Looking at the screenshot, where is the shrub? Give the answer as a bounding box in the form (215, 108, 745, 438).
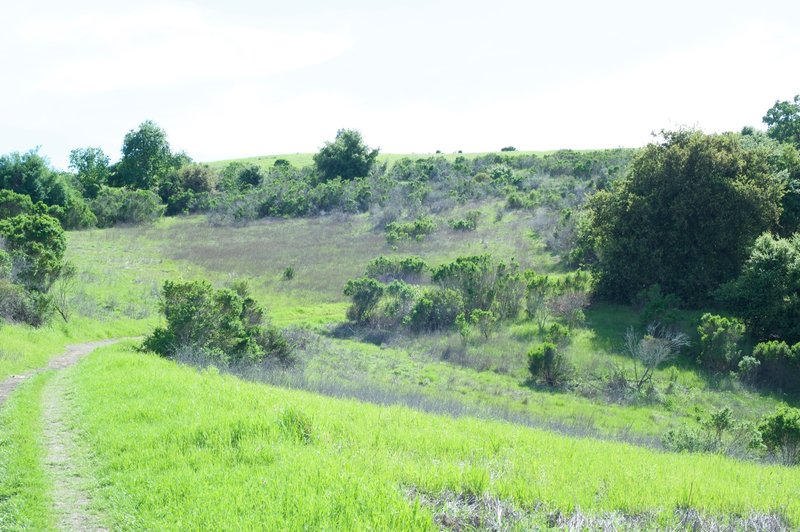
(469, 309, 497, 339)
(624, 324, 689, 392)
(282, 266, 295, 281)
(142, 279, 290, 364)
(697, 314, 745, 372)
(408, 288, 464, 332)
(546, 290, 589, 329)
(528, 342, 573, 387)
(91, 187, 165, 227)
(159, 164, 215, 215)
(0, 213, 66, 293)
(752, 340, 800, 392)
(0, 190, 34, 220)
(758, 407, 800, 465)
(365, 255, 428, 283)
(717, 233, 800, 343)
(343, 277, 385, 324)
(448, 210, 481, 231)
(431, 254, 523, 319)
(0, 279, 45, 325)
(524, 271, 551, 332)
(385, 215, 436, 243)
(737, 356, 761, 383)
(544, 323, 570, 347)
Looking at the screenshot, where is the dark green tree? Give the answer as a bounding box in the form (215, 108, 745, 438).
(717, 233, 800, 343)
(763, 95, 800, 148)
(580, 130, 784, 305)
(0, 213, 66, 292)
(112, 120, 185, 190)
(0, 150, 68, 206)
(313, 129, 379, 182)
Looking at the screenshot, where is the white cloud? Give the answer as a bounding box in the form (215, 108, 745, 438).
(15, 5, 352, 93)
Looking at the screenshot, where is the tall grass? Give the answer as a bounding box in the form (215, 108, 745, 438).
(0, 373, 54, 530)
(66, 345, 800, 529)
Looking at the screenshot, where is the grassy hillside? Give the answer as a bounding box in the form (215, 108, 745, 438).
(53, 212, 794, 445)
(206, 150, 564, 172)
(16, 343, 796, 529)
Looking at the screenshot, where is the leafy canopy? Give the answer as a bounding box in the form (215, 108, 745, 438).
(581, 130, 784, 305)
(313, 129, 379, 182)
(763, 94, 800, 149)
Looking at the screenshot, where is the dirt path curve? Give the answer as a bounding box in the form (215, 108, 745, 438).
(1, 337, 135, 531)
(0, 338, 123, 408)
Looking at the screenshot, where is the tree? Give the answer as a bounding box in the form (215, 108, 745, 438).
(0, 150, 68, 206)
(763, 95, 800, 148)
(69, 147, 110, 198)
(313, 129, 379, 182)
(112, 120, 185, 190)
(580, 130, 784, 305)
(0, 213, 66, 293)
(717, 233, 800, 343)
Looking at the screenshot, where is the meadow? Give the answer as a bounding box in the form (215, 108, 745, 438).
(2, 146, 799, 529)
(4, 343, 798, 530)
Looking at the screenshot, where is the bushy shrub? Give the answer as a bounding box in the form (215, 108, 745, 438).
(408, 288, 464, 332)
(717, 233, 800, 343)
(159, 164, 215, 215)
(91, 187, 165, 227)
(142, 279, 290, 364)
(0, 190, 34, 220)
(758, 407, 800, 465)
(0, 213, 66, 293)
(752, 340, 800, 392)
(343, 277, 385, 323)
(385, 215, 436, 243)
(364, 255, 427, 283)
(0, 279, 46, 325)
(697, 314, 745, 372)
(528, 342, 573, 387)
(524, 271, 551, 331)
(544, 323, 571, 347)
(448, 210, 481, 231)
(431, 254, 523, 319)
(469, 308, 497, 339)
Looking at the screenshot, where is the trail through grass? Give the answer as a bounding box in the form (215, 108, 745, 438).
(66, 345, 800, 529)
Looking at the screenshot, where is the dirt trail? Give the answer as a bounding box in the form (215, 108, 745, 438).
(0, 338, 122, 408)
(43, 371, 109, 531)
(1, 337, 134, 531)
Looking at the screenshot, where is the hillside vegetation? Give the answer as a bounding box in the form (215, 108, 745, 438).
(3, 96, 800, 528)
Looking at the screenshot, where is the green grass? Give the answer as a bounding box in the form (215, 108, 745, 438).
(66, 205, 557, 318)
(65, 345, 800, 529)
(0, 373, 54, 531)
(205, 150, 562, 172)
(60, 213, 793, 442)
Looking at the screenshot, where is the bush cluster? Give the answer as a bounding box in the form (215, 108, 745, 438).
(142, 280, 291, 365)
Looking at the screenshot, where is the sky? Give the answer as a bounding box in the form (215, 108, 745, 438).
(2, 0, 799, 169)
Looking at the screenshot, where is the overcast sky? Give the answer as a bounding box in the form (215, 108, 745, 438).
(2, 0, 799, 169)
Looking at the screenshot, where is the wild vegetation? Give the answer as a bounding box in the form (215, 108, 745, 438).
(3, 95, 800, 528)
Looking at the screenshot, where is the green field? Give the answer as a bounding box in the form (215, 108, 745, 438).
(2, 155, 798, 528)
(2, 343, 797, 530)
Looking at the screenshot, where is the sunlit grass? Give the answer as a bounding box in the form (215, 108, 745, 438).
(66, 345, 800, 529)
